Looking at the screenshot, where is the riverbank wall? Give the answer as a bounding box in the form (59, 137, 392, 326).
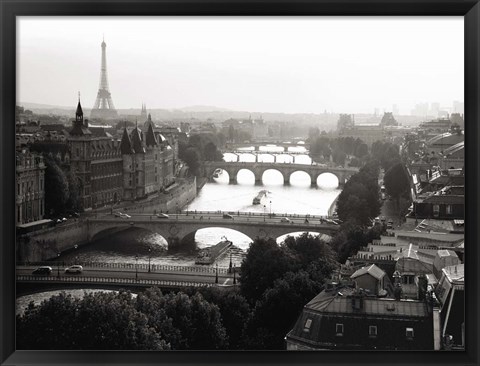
(328, 193, 340, 217)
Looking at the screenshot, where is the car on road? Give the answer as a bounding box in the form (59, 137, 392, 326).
(65, 265, 83, 274)
(32, 266, 52, 275)
(223, 213, 234, 219)
(280, 217, 291, 223)
(115, 212, 131, 219)
(156, 213, 169, 219)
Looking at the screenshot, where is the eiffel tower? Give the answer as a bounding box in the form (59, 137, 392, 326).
(90, 38, 118, 120)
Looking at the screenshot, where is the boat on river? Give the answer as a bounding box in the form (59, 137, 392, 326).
(213, 168, 223, 178)
(253, 190, 269, 205)
(195, 238, 233, 265)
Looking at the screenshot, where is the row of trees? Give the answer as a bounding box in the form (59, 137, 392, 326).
(308, 135, 369, 166)
(178, 133, 224, 176)
(335, 160, 382, 227)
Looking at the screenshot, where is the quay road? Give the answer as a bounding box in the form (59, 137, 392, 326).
(16, 263, 238, 289)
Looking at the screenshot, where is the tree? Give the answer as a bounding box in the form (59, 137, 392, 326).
(240, 238, 298, 304)
(65, 169, 82, 212)
(384, 162, 410, 206)
(204, 141, 223, 161)
(195, 287, 252, 349)
(16, 291, 168, 350)
(245, 270, 323, 349)
(43, 154, 69, 216)
(162, 292, 227, 349)
(182, 147, 201, 176)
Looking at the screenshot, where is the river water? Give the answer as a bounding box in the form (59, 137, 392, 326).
(18, 144, 341, 306)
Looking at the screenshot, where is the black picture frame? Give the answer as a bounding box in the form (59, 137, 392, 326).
(1, 1, 479, 365)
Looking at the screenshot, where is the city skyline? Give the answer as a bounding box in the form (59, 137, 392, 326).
(17, 16, 463, 115)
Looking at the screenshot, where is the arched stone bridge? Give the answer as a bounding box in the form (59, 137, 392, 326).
(225, 141, 310, 152)
(86, 214, 340, 249)
(204, 161, 359, 187)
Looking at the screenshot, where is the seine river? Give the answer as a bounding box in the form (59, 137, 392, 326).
(17, 144, 341, 309)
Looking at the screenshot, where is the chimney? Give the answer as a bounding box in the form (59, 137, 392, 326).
(417, 274, 428, 301)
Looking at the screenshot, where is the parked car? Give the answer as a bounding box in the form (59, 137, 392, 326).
(223, 213, 233, 219)
(156, 213, 169, 219)
(281, 217, 291, 223)
(32, 266, 52, 275)
(114, 212, 123, 217)
(121, 213, 131, 219)
(65, 265, 83, 274)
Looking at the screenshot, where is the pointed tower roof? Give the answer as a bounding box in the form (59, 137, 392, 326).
(76, 100, 83, 116)
(145, 122, 157, 147)
(70, 94, 91, 136)
(120, 127, 134, 154)
(131, 126, 145, 154)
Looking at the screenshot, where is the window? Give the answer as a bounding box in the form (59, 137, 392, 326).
(336, 323, 344, 336)
(369, 326, 377, 337)
(406, 327, 414, 339)
(433, 204, 440, 217)
(446, 204, 453, 215)
(303, 318, 312, 332)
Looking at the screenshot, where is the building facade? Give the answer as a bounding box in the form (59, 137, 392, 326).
(15, 149, 46, 224)
(120, 120, 175, 200)
(68, 99, 124, 209)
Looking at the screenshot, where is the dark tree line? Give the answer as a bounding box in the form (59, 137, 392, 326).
(178, 132, 224, 176)
(309, 135, 369, 166)
(335, 160, 382, 227)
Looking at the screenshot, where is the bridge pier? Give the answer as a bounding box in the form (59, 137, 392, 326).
(167, 236, 181, 250)
(229, 176, 237, 184)
(254, 146, 260, 152)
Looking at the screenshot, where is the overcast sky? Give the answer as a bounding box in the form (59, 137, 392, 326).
(17, 17, 463, 114)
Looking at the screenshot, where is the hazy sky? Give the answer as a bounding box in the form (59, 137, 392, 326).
(17, 17, 464, 114)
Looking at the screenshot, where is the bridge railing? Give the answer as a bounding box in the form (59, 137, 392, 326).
(17, 275, 215, 288)
(17, 262, 234, 275)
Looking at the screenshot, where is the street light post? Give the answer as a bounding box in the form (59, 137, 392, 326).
(233, 265, 236, 286)
(148, 248, 151, 273)
(229, 252, 232, 274)
(135, 255, 138, 281)
(263, 204, 266, 222)
(215, 263, 218, 284)
(269, 200, 272, 217)
(57, 252, 61, 278)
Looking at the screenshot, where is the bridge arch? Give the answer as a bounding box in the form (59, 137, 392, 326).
(287, 170, 314, 186)
(261, 169, 285, 185)
(316, 172, 341, 188)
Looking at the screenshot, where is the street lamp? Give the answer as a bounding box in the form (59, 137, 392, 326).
(269, 200, 272, 217)
(176, 202, 178, 220)
(263, 204, 266, 222)
(148, 247, 151, 273)
(215, 263, 218, 284)
(229, 252, 232, 274)
(57, 252, 61, 278)
(233, 264, 237, 285)
(135, 255, 138, 281)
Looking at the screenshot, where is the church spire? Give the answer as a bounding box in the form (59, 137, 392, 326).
(76, 92, 83, 124)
